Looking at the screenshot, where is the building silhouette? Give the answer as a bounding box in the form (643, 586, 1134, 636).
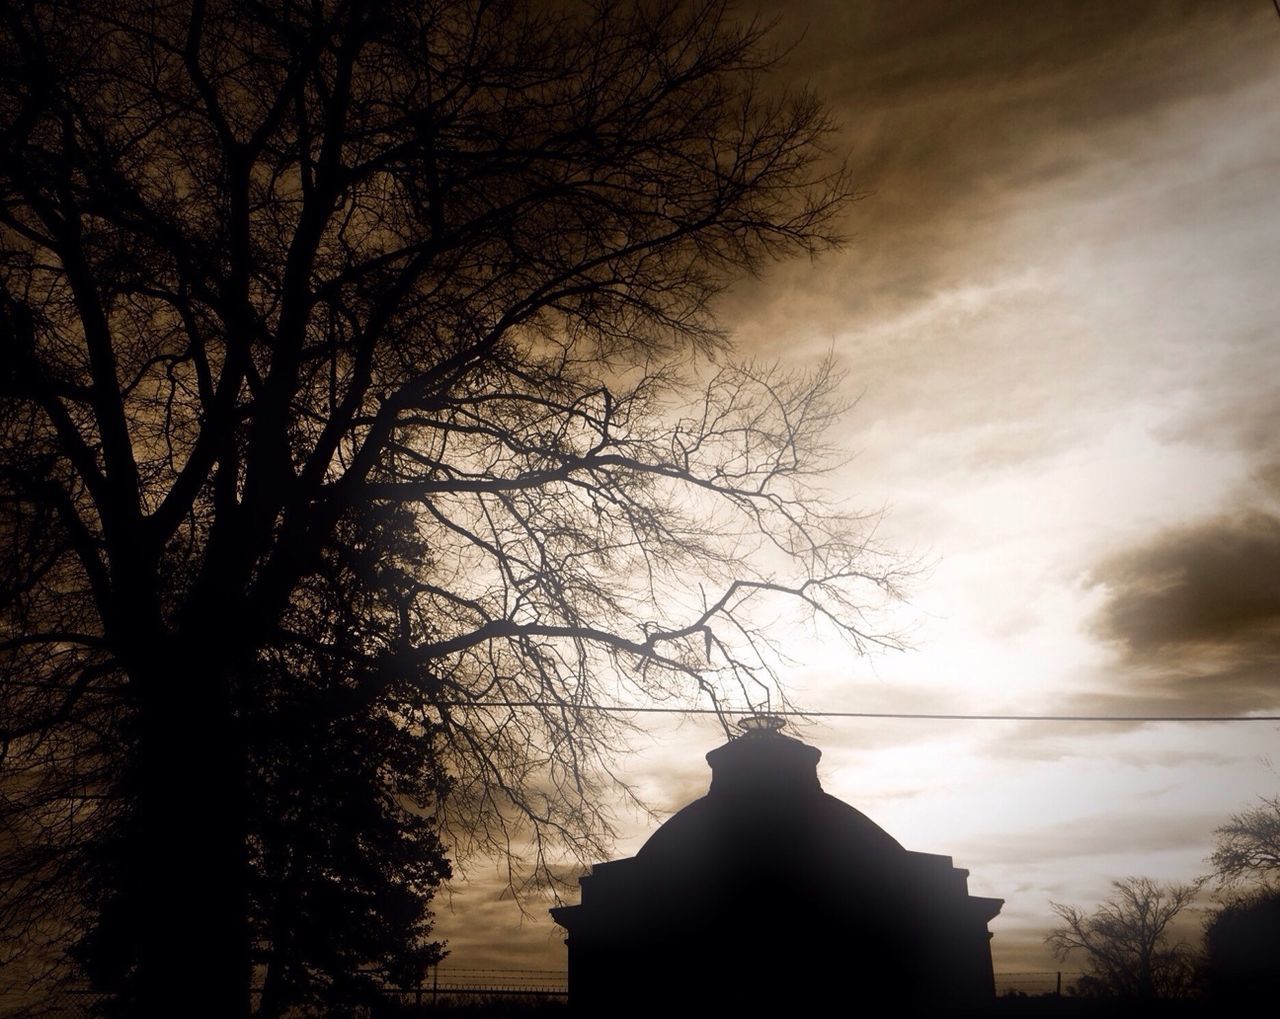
(551, 717, 1003, 1014)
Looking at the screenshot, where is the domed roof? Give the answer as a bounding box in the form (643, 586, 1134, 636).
(635, 724, 903, 872)
(551, 719, 1004, 1015)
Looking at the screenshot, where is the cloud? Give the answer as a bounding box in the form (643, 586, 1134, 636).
(723, 0, 1279, 343)
(952, 809, 1223, 870)
(711, 0, 1280, 510)
(1079, 512, 1280, 714)
(974, 728, 1228, 765)
(1096, 512, 1280, 654)
(431, 867, 565, 971)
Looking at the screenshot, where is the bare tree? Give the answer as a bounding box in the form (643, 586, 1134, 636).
(0, 0, 903, 1013)
(1209, 794, 1280, 889)
(1046, 877, 1206, 1000)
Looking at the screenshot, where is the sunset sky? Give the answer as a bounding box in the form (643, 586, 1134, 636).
(435, 0, 1280, 977)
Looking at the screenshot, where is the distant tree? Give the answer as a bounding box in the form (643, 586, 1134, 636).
(1202, 887, 1280, 1005)
(1046, 877, 1206, 1000)
(0, 1, 897, 1015)
(1209, 794, 1280, 889)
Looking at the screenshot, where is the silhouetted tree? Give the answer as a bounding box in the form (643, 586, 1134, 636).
(240, 641, 452, 1018)
(0, 0, 897, 1015)
(1202, 887, 1280, 1005)
(5, 485, 455, 1018)
(1209, 793, 1280, 889)
(1047, 877, 1206, 1000)
(1200, 794, 1280, 1006)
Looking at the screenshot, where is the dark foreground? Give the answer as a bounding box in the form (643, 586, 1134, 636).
(372, 993, 1256, 1018)
(5, 991, 1262, 1017)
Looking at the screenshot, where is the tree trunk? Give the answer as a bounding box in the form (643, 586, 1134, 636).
(256, 894, 297, 1019)
(1138, 955, 1155, 1000)
(131, 647, 251, 1016)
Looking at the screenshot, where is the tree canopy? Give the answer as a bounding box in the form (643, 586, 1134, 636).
(0, 0, 902, 1013)
(1202, 887, 1280, 1004)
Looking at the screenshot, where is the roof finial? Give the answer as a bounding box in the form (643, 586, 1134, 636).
(737, 712, 786, 735)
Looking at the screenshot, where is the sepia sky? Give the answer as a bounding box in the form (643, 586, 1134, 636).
(435, 1, 1280, 976)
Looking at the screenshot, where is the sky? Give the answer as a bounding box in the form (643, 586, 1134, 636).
(433, 0, 1280, 979)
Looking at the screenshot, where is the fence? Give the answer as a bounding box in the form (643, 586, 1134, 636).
(385, 968, 568, 1006)
(994, 972, 1085, 998)
(1, 970, 568, 1018)
(5, 969, 1085, 1015)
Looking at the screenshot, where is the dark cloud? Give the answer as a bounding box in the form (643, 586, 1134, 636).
(1097, 512, 1280, 654)
(1080, 512, 1280, 714)
(723, 0, 1277, 344)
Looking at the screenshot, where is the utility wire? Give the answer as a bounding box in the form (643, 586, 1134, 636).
(444, 702, 1280, 723)
(10, 681, 1273, 722)
(12, 684, 1272, 722)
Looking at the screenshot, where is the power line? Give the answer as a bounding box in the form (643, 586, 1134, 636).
(11, 685, 1271, 722)
(8, 684, 1272, 723)
(442, 701, 1280, 722)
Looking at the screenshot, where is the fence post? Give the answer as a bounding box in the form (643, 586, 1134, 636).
(1055, 971, 1062, 997)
